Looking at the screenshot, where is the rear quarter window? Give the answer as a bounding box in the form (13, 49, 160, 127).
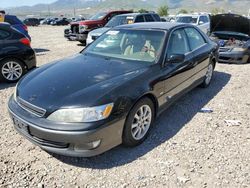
(5, 16, 23, 25)
(152, 14, 161, 21)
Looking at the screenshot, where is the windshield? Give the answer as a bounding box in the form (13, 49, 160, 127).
(105, 16, 130, 27)
(89, 12, 107, 20)
(84, 29, 166, 64)
(176, 16, 198, 24)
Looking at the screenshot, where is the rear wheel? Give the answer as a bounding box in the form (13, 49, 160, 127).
(0, 59, 25, 83)
(200, 63, 214, 88)
(122, 98, 155, 147)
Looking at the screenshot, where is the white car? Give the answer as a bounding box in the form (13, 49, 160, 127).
(175, 14, 210, 34)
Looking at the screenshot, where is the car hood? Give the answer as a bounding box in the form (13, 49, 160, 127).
(89, 27, 110, 36)
(79, 20, 103, 26)
(17, 53, 148, 111)
(211, 14, 250, 36)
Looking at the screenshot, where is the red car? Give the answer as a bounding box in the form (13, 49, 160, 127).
(65, 10, 132, 45)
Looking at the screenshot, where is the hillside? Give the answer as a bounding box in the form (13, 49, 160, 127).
(5, 0, 250, 16)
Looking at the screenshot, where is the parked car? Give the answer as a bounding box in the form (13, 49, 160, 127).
(65, 10, 133, 45)
(23, 18, 40, 26)
(87, 12, 161, 45)
(210, 13, 250, 64)
(0, 23, 36, 82)
(4, 15, 31, 40)
(8, 22, 218, 157)
(51, 18, 70, 26)
(48, 18, 59, 25)
(176, 13, 210, 34)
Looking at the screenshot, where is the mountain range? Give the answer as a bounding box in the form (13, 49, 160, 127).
(3, 0, 250, 16)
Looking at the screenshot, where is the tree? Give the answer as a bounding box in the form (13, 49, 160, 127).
(211, 8, 225, 15)
(157, 5, 169, 17)
(138, 8, 148, 13)
(178, 9, 188, 14)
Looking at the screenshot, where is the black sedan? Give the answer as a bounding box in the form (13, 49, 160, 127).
(51, 18, 70, 26)
(0, 23, 36, 82)
(8, 23, 218, 157)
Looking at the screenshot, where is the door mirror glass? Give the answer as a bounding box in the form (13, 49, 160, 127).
(198, 21, 204, 25)
(168, 54, 185, 64)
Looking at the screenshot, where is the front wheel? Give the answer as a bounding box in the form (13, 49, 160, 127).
(122, 98, 155, 147)
(200, 63, 214, 88)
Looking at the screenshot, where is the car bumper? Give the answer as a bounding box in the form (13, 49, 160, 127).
(218, 51, 249, 64)
(23, 48, 37, 70)
(8, 96, 125, 157)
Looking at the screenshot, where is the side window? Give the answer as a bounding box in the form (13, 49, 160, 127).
(144, 15, 154, 22)
(106, 13, 117, 21)
(0, 29, 10, 39)
(199, 16, 208, 24)
(152, 14, 161, 21)
(203, 16, 209, 23)
(134, 15, 144, 23)
(167, 29, 190, 58)
(184, 27, 206, 50)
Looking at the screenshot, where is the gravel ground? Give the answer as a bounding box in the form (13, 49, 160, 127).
(0, 26, 249, 188)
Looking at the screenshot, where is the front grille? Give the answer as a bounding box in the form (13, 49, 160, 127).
(17, 97, 46, 117)
(71, 25, 79, 34)
(32, 136, 69, 148)
(219, 47, 231, 52)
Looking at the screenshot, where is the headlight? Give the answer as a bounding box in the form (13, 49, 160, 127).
(79, 25, 88, 32)
(232, 47, 245, 52)
(47, 103, 114, 123)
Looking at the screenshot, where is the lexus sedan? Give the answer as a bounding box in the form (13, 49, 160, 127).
(0, 23, 36, 82)
(8, 23, 218, 157)
(210, 13, 250, 64)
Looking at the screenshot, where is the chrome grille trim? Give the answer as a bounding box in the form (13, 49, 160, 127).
(17, 97, 46, 117)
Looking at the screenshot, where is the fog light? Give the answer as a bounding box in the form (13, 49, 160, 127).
(74, 140, 101, 151)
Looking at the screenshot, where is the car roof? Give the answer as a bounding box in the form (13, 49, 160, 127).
(0, 22, 11, 28)
(107, 10, 132, 14)
(115, 22, 189, 31)
(115, 12, 158, 18)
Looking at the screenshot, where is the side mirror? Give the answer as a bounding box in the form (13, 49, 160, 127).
(199, 21, 204, 25)
(167, 54, 185, 64)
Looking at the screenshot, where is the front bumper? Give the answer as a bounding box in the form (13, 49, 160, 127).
(218, 51, 249, 64)
(8, 96, 125, 157)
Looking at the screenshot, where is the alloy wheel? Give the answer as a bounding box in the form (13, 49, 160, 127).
(131, 105, 152, 140)
(1, 61, 23, 81)
(205, 64, 213, 85)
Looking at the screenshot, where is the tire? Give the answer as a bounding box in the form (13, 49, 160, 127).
(122, 97, 155, 147)
(0, 58, 25, 83)
(80, 40, 86, 46)
(200, 63, 214, 88)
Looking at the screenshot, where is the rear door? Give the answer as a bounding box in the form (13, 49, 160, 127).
(184, 27, 210, 82)
(0, 28, 12, 59)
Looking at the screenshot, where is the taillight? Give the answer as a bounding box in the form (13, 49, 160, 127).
(23, 25, 28, 31)
(20, 38, 31, 46)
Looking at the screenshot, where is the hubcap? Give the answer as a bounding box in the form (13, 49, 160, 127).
(205, 64, 213, 85)
(131, 105, 152, 140)
(1, 61, 22, 81)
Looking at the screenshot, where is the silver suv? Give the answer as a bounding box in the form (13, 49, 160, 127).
(176, 13, 210, 34)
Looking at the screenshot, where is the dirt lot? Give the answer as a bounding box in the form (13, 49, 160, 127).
(0, 26, 249, 188)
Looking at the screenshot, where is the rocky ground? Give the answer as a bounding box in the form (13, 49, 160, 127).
(0, 26, 249, 188)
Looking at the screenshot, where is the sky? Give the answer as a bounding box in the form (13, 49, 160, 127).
(1, 0, 57, 8)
